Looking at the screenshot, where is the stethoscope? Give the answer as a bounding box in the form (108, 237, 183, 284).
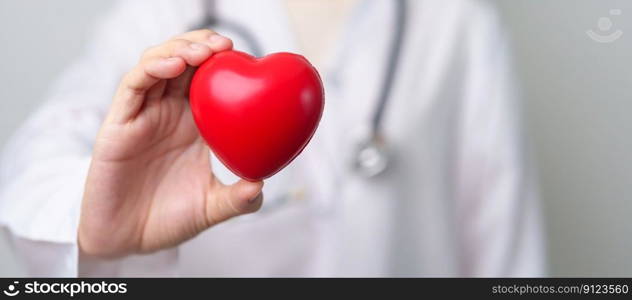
(192, 0, 407, 178)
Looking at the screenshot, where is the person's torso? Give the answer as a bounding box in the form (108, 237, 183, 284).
(171, 0, 478, 276)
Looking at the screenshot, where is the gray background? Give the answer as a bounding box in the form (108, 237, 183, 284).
(1, 0, 631, 276)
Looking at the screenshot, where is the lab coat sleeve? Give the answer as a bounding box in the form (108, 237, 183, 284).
(0, 0, 204, 276)
(453, 3, 546, 277)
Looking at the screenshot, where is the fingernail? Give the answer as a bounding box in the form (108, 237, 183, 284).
(164, 57, 180, 63)
(248, 192, 262, 204)
(189, 42, 205, 50)
(209, 34, 225, 44)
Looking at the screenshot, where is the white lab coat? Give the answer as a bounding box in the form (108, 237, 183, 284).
(0, 0, 545, 277)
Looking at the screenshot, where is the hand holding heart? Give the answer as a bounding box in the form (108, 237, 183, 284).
(79, 30, 265, 257)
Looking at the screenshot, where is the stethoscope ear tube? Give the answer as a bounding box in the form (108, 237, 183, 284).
(370, 0, 407, 135)
(192, 0, 265, 57)
(353, 0, 407, 178)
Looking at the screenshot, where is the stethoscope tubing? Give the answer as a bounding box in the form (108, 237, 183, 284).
(194, 0, 264, 57)
(371, 0, 407, 136)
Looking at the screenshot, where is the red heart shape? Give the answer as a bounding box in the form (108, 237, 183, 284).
(189, 50, 325, 181)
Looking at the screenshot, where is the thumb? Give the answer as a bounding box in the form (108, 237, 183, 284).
(206, 179, 264, 226)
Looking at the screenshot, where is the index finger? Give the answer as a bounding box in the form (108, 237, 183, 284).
(171, 29, 233, 53)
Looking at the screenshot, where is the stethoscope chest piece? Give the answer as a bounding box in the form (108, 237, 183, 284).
(352, 133, 389, 178)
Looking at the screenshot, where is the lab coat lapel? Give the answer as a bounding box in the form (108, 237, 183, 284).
(300, 0, 401, 275)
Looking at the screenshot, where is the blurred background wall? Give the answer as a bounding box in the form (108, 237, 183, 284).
(495, 0, 632, 276)
(1, 0, 631, 276)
